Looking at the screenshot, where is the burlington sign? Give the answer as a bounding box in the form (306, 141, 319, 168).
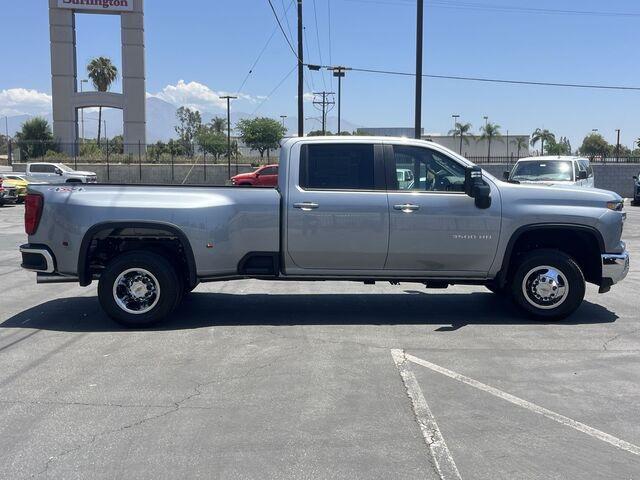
(57, 0, 133, 12)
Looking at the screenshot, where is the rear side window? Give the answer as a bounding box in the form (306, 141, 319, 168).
(300, 143, 375, 190)
(30, 164, 55, 173)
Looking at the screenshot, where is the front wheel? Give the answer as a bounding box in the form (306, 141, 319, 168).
(511, 249, 585, 321)
(98, 251, 180, 328)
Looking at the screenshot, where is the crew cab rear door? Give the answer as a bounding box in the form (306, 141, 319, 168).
(384, 143, 501, 275)
(284, 141, 389, 272)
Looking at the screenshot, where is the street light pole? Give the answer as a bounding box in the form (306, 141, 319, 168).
(615, 128, 621, 162)
(483, 116, 488, 127)
(221, 95, 237, 179)
(414, 0, 424, 140)
(80, 79, 88, 143)
(328, 67, 349, 134)
(451, 114, 459, 131)
(280, 115, 287, 129)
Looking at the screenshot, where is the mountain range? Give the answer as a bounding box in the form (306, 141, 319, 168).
(3, 97, 362, 142)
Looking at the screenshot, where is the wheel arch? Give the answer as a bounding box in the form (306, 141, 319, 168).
(497, 223, 605, 288)
(78, 221, 197, 288)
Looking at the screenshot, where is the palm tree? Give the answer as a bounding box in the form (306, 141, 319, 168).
(636, 137, 640, 150)
(448, 122, 473, 154)
(210, 116, 227, 134)
(530, 128, 555, 156)
(87, 57, 118, 145)
(515, 137, 528, 159)
(479, 122, 502, 160)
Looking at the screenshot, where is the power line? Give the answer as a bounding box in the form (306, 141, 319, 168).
(344, 0, 640, 18)
(279, 0, 295, 44)
(311, 0, 327, 90)
(238, 0, 295, 94)
(266, 0, 298, 58)
(327, 0, 334, 90)
(252, 64, 298, 115)
(306, 64, 640, 91)
(303, 26, 317, 92)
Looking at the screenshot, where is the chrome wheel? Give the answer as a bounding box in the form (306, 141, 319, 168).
(521, 265, 569, 310)
(112, 268, 161, 315)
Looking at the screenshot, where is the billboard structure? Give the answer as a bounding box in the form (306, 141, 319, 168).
(49, 0, 145, 153)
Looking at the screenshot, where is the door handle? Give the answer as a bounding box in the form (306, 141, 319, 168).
(293, 202, 319, 211)
(393, 203, 420, 212)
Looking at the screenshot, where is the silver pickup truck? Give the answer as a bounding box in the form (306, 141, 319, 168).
(20, 137, 629, 327)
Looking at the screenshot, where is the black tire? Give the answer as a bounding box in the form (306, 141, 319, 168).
(511, 249, 585, 321)
(98, 251, 180, 328)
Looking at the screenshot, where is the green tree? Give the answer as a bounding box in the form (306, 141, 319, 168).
(15, 117, 57, 159)
(87, 56, 118, 146)
(636, 137, 640, 150)
(578, 133, 610, 157)
(530, 128, 555, 156)
(175, 106, 202, 157)
(545, 136, 572, 155)
(236, 117, 286, 159)
(308, 130, 332, 136)
(448, 122, 473, 154)
(210, 116, 227, 134)
(196, 126, 227, 160)
(515, 137, 528, 159)
(479, 122, 502, 160)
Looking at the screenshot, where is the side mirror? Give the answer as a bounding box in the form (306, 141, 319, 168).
(54, 168, 62, 175)
(465, 165, 491, 209)
(633, 176, 638, 181)
(503, 171, 510, 180)
(577, 170, 588, 180)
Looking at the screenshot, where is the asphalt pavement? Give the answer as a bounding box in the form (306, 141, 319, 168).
(0, 201, 638, 479)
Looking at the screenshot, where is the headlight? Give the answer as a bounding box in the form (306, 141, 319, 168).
(606, 200, 624, 211)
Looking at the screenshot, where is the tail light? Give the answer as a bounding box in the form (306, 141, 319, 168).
(25, 194, 44, 235)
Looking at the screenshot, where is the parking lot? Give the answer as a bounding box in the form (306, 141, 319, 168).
(0, 202, 638, 479)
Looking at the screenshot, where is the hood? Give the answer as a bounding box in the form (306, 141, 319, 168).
(516, 180, 576, 187)
(232, 172, 256, 180)
(71, 171, 97, 176)
(500, 180, 622, 206)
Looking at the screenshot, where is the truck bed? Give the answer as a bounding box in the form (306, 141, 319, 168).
(28, 184, 281, 278)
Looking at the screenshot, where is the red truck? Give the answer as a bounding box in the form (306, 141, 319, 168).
(231, 164, 279, 187)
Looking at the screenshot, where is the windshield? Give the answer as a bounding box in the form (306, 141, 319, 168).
(511, 161, 574, 182)
(57, 164, 73, 172)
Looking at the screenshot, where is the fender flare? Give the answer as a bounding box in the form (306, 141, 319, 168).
(78, 221, 197, 287)
(496, 223, 605, 287)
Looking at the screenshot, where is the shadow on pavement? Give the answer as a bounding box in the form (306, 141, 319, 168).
(0, 290, 618, 332)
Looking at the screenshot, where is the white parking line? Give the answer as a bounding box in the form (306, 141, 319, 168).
(403, 351, 640, 457)
(391, 349, 462, 480)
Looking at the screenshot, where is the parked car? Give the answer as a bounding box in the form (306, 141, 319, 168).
(20, 137, 629, 327)
(0, 174, 46, 203)
(231, 164, 278, 187)
(0, 179, 18, 206)
(24, 162, 97, 183)
(633, 172, 640, 206)
(505, 156, 595, 187)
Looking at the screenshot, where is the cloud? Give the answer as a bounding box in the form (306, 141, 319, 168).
(147, 80, 255, 113)
(0, 88, 52, 116)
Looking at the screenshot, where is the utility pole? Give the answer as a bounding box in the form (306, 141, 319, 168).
(313, 91, 335, 135)
(328, 67, 349, 134)
(221, 95, 237, 179)
(297, 0, 304, 137)
(280, 115, 287, 129)
(615, 128, 621, 162)
(415, 0, 424, 139)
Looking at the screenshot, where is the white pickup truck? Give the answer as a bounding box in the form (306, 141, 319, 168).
(20, 137, 629, 327)
(24, 162, 97, 183)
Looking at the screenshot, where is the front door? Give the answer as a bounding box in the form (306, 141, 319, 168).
(286, 142, 389, 272)
(257, 166, 279, 187)
(385, 144, 501, 275)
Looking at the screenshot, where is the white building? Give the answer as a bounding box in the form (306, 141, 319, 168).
(357, 127, 531, 159)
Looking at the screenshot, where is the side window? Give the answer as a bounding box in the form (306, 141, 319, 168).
(300, 143, 375, 190)
(261, 166, 277, 175)
(391, 145, 466, 192)
(31, 164, 55, 173)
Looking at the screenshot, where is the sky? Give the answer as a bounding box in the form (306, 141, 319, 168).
(1, 0, 639, 148)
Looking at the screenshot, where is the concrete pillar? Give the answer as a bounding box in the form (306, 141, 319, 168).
(48, 0, 146, 155)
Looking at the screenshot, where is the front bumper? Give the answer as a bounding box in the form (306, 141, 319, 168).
(600, 248, 630, 292)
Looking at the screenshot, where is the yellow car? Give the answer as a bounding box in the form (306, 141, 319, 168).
(0, 174, 41, 203)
